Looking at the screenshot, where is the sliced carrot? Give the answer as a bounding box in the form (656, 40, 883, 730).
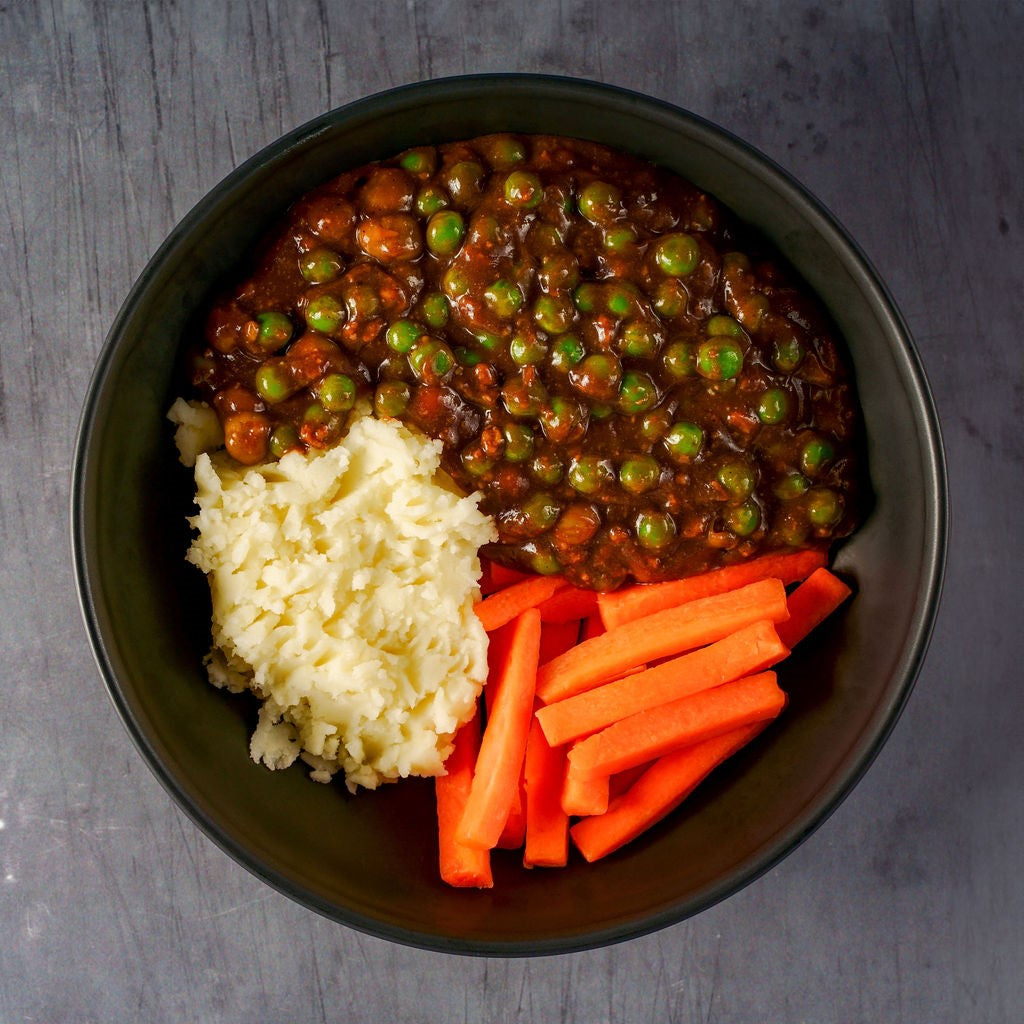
(570, 722, 766, 862)
(567, 671, 786, 780)
(436, 715, 493, 887)
(536, 577, 789, 704)
(581, 614, 606, 641)
(561, 761, 610, 817)
(536, 619, 788, 748)
(457, 609, 541, 849)
(523, 717, 570, 867)
(474, 575, 567, 633)
(597, 548, 827, 630)
(775, 567, 852, 648)
(537, 585, 600, 624)
(483, 620, 526, 848)
(539, 618, 581, 665)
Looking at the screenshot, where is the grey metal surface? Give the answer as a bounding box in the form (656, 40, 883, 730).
(1, 1, 1019, 1021)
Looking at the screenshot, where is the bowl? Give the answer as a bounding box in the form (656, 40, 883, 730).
(72, 74, 946, 955)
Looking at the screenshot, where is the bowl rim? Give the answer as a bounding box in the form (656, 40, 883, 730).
(71, 72, 948, 955)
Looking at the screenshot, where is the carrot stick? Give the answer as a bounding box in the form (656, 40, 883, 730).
(581, 614, 606, 641)
(537, 585, 600, 624)
(483, 621, 527, 848)
(523, 716, 570, 867)
(570, 722, 766, 862)
(474, 576, 567, 633)
(457, 609, 541, 849)
(567, 671, 786, 780)
(597, 548, 827, 630)
(561, 761, 610, 817)
(539, 618, 581, 665)
(536, 578, 790, 704)
(536, 619, 789, 747)
(775, 567, 852, 648)
(436, 715, 493, 887)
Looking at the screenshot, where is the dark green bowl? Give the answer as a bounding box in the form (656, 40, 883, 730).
(72, 74, 946, 955)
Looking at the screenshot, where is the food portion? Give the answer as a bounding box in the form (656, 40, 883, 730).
(437, 557, 852, 885)
(178, 410, 495, 791)
(189, 134, 862, 590)
(175, 133, 865, 882)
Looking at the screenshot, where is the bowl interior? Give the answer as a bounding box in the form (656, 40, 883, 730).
(73, 75, 945, 954)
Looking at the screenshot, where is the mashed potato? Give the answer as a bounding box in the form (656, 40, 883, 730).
(181, 412, 496, 791)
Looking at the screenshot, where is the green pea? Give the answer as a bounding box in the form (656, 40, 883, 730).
(774, 473, 810, 500)
(520, 492, 561, 534)
(664, 421, 704, 460)
(653, 233, 700, 276)
(254, 363, 294, 404)
(568, 455, 614, 495)
(572, 353, 622, 398)
(539, 396, 585, 443)
(502, 375, 544, 418)
(573, 282, 602, 313)
(254, 311, 293, 351)
(635, 510, 677, 551)
(486, 135, 527, 167)
(420, 292, 449, 329)
(530, 452, 564, 486)
(552, 331, 585, 372)
(374, 380, 411, 418)
(269, 423, 300, 459)
(415, 184, 449, 217)
(706, 314, 744, 338)
(317, 373, 356, 413)
(590, 402, 614, 420)
(606, 283, 637, 317)
(408, 339, 455, 382)
(801, 437, 835, 476)
(717, 461, 756, 502)
(446, 160, 486, 204)
(604, 225, 638, 251)
(460, 444, 495, 478)
(697, 337, 745, 380)
(442, 264, 470, 298)
(385, 319, 423, 354)
(773, 335, 805, 372)
(454, 346, 481, 366)
(757, 387, 791, 424)
(653, 278, 688, 318)
(467, 213, 503, 247)
(577, 180, 621, 224)
(472, 329, 503, 352)
(426, 210, 466, 256)
(619, 455, 661, 495)
(779, 515, 810, 547)
(503, 422, 535, 462)
(399, 147, 436, 176)
(538, 252, 580, 292)
(527, 547, 562, 576)
(663, 339, 698, 379)
(726, 500, 761, 536)
(618, 320, 661, 359)
(510, 332, 548, 366)
(640, 407, 673, 441)
(306, 295, 345, 334)
(299, 247, 343, 284)
(504, 170, 544, 208)
(533, 294, 574, 334)
(483, 278, 523, 318)
(618, 371, 659, 415)
(807, 487, 842, 526)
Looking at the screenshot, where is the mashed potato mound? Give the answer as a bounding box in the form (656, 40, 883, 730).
(184, 414, 496, 791)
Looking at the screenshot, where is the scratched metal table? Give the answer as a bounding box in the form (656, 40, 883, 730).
(2, 2, 1020, 1021)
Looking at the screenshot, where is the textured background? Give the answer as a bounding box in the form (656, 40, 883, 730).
(2, 1, 1021, 1021)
